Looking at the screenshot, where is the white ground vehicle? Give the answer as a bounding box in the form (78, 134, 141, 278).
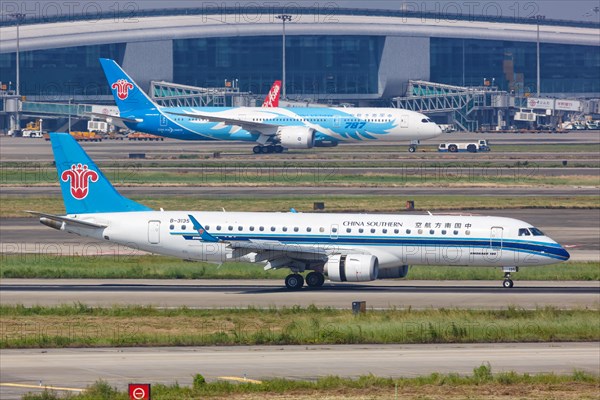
(438, 139, 490, 153)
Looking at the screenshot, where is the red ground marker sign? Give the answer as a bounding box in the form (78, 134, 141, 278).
(128, 383, 151, 400)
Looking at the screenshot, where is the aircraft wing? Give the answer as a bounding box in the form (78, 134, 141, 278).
(187, 214, 371, 266)
(167, 111, 280, 136)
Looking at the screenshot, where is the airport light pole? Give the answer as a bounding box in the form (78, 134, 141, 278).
(8, 12, 25, 130)
(532, 14, 545, 97)
(276, 14, 292, 99)
(68, 98, 73, 133)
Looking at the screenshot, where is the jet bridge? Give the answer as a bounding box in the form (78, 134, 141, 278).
(393, 80, 510, 131)
(150, 81, 256, 108)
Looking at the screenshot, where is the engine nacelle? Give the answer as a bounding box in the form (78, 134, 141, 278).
(377, 265, 409, 279)
(277, 126, 315, 149)
(325, 254, 379, 282)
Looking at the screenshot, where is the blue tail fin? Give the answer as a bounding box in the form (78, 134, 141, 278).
(99, 58, 157, 115)
(51, 132, 151, 214)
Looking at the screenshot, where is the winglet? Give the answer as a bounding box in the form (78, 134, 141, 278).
(188, 214, 220, 243)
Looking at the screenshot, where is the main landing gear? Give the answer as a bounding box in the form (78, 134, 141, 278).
(253, 145, 284, 154)
(502, 266, 519, 288)
(284, 271, 325, 290)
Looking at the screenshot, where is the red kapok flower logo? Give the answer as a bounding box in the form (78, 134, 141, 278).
(61, 164, 99, 200)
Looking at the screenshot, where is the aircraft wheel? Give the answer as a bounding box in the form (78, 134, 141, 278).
(285, 273, 304, 290)
(274, 145, 284, 153)
(306, 271, 325, 288)
(253, 146, 262, 154)
(408, 145, 417, 153)
(261, 146, 272, 154)
(502, 279, 514, 288)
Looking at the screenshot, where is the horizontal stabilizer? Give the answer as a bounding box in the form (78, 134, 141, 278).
(25, 211, 107, 229)
(86, 112, 139, 124)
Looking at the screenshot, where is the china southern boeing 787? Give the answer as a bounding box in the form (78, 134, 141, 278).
(99, 59, 442, 153)
(31, 133, 569, 289)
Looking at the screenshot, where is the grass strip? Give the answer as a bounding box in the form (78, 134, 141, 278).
(0, 255, 597, 281)
(1, 195, 598, 218)
(1, 305, 598, 348)
(20, 367, 600, 400)
(2, 166, 599, 186)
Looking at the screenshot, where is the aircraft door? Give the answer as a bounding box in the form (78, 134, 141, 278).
(333, 116, 341, 128)
(160, 115, 168, 127)
(490, 227, 503, 250)
(148, 220, 161, 244)
(330, 224, 339, 240)
(400, 115, 409, 128)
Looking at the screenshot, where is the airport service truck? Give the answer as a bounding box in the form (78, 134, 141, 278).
(438, 139, 490, 153)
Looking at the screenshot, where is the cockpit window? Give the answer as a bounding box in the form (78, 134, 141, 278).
(518, 228, 531, 236)
(529, 227, 545, 236)
(421, 118, 433, 123)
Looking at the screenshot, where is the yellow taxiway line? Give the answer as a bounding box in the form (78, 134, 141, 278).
(0, 383, 84, 392)
(218, 376, 263, 384)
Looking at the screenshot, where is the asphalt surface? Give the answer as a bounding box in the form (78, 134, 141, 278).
(1, 279, 598, 309)
(1, 343, 598, 399)
(1, 132, 599, 161)
(3, 186, 600, 197)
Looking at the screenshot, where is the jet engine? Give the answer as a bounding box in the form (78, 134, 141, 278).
(325, 254, 379, 282)
(377, 265, 409, 279)
(277, 126, 315, 149)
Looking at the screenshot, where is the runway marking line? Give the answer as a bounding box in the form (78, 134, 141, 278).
(218, 376, 263, 384)
(0, 383, 84, 392)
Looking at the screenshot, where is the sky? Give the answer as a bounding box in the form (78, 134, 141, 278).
(2, 0, 600, 22)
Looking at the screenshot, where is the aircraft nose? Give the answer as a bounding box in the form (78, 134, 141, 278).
(557, 245, 570, 261)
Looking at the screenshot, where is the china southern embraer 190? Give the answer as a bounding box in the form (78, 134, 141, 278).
(99, 59, 442, 153)
(31, 133, 569, 289)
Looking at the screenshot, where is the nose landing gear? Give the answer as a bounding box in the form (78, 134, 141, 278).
(502, 266, 519, 288)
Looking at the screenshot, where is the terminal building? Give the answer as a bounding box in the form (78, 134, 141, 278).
(1, 6, 599, 131)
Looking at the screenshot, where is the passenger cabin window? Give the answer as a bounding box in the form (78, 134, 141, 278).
(216, 225, 222, 231)
(238, 226, 243, 231)
(169, 225, 174, 230)
(271, 227, 276, 232)
(259, 226, 264, 231)
(181, 225, 186, 230)
(406, 229, 411, 234)
(371, 228, 376, 233)
(294, 227, 299, 232)
(519, 228, 531, 236)
(205, 225, 210, 230)
(359, 228, 364, 233)
(250, 226, 255, 231)
(306, 227, 312, 232)
(282, 227, 288, 232)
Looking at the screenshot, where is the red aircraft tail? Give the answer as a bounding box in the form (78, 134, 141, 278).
(262, 80, 282, 107)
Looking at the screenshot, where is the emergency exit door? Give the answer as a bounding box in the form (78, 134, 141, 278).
(148, 221, 161, 244)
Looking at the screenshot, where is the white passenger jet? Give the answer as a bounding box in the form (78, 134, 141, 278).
(31, 133, 569, 289)
(100, 59, 442, 153)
